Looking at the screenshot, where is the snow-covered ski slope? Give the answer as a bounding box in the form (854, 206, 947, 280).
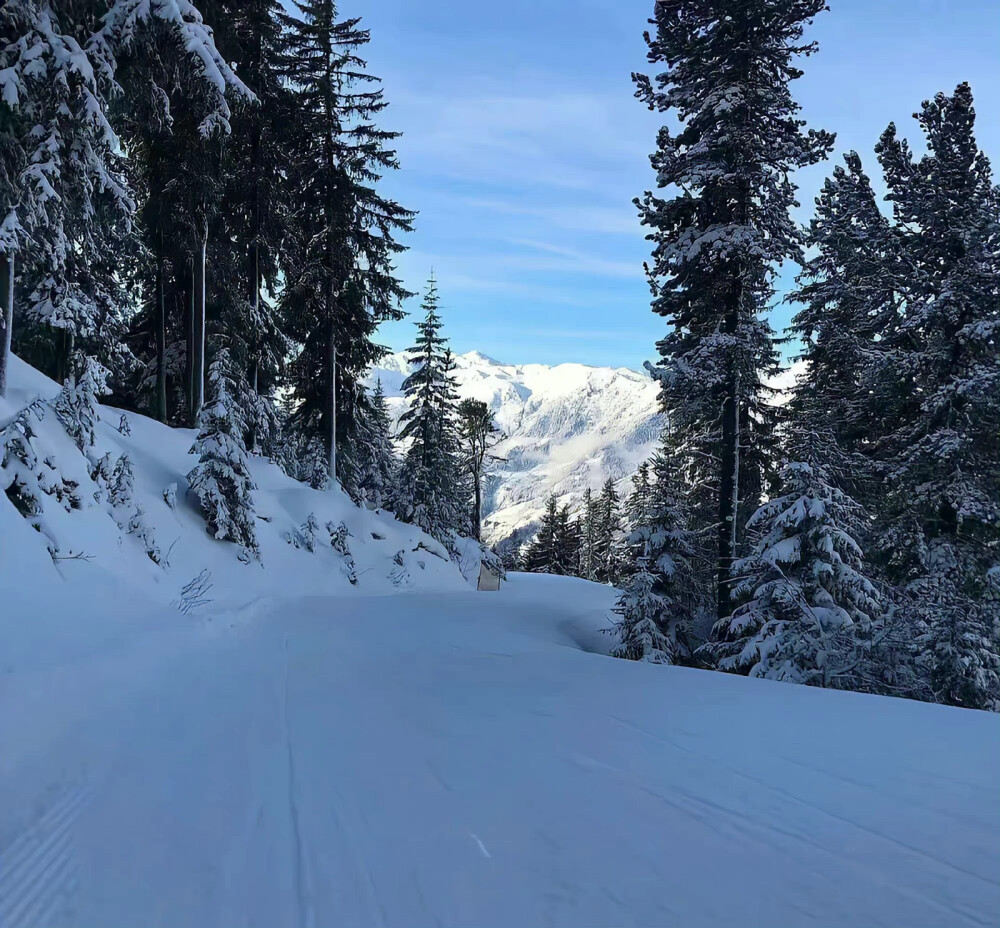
(2, 354, 999, 927)
(2, 570, 999, 927)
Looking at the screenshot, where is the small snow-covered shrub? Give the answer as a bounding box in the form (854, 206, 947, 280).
(52, 353, 109, 451)
(187, 353, 259, 559)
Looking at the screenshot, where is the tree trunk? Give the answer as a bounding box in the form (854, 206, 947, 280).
(717, 346, 741, 623)
(328, 324, 337, 485)
(249, 241, 260, 452)
(155, 241, 167, 423)
(472, 472, 482, 541)
(0, 251, 12, 398)
(191, 226, 207, 423)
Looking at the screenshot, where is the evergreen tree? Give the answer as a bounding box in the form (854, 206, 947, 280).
(9, 1, 135, 385)
(342, 378, 396, 509)
(199, 0, 291, 448)
(0, 0, 33, 397)
(872, 84, 1000, 711)
(624, 461, 654, 541)
(709, 441, 883, 688)
(187, 350, 259, 558)
(523, 493, 560, 574)
(593, 477, 623, 585)
(555, 504, 581, 576)
(394, 278, 466, 542)
(613, 444, 696, 663)
(580, 486, 597, 581)
(279, 0, 412, 485)
(635, 0, 834, 621)
(457, 397, 501, 541)
(789, 151, 901, 468)
(53, 353, 110, 452)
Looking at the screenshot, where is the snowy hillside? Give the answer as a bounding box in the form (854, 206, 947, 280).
(3, 355, 998, 928)
(2, 567, 998, 927)
(0, 354, 480, 614)
(371, 351, 665, 543)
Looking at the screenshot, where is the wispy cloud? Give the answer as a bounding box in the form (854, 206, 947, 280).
(463, 197, 646, 237)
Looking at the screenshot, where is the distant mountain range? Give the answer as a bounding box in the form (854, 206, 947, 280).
(369, 351, 665, 545)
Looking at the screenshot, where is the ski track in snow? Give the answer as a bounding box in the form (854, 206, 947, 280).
(1, 576, 998, 927)
(0, 784, 88, 928)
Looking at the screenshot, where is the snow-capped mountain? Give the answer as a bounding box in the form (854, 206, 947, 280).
(369, 351, 665, 544)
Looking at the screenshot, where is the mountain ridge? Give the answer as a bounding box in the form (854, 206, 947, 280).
(369, 350, 665, 544)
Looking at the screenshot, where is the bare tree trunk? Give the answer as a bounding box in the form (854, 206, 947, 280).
(155, 239, 167, 423)
(716, 286, 742, 621)
(472, 473, 482, 541)
(328, 324, 337, 484)
(0, 251, 12, 398)
(248, 242, 260, 452)
(191, 225, 207, 423)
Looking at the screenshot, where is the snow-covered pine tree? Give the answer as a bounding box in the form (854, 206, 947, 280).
(555, 504, 581, 576)
(789, 151, 901, 469)
(394, 278, 466, 542)
(624, 461, 653, 541)
(279, 0, 413, 486)
(871, 84, 1000, 710)
(612, 443, 697, 663)
(52, 352, 110, 451)
(612, 568, 676, 664)
(580, 486, 597, 581)
(635, 0, 834, 622)
(6, 1, 135, 386)
(593, 477, 624, 585)
(708, 432, 883, 688)
(343, 378, 396, 510)
(191, 0, 290, 450)
(187, 350, 259, 558)
(523, 493, 560, 574)
(0, 0, 32, 398)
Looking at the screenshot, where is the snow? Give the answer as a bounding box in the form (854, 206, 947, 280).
(0, 353, 470, 612)
(3, 354, 999, 927)
(2, 569, 998, 927)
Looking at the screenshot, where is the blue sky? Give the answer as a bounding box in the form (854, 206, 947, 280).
(346, 0, 1000, 370)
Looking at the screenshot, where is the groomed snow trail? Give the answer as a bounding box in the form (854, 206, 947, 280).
(1, 576, 998, 928)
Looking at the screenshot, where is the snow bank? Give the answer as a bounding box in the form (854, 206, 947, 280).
(1, 354, 473, 620)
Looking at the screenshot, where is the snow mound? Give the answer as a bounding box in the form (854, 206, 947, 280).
(0, 354, 473, 616)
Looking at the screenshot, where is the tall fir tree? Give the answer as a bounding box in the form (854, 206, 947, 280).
(593, 476, 623, 585)
(613, 446, 697, 664)
(789, 151, 901, 470)
(580, 486, 597, 581)
(7, 1, 135, 387)
(871, 84, 1000, 710)
(341, 378, 396, 509)
(523, 493, 561, 574)
(635, 0, 834, 621)
(279, 0, 412, 485)
(394, 278, 466, 543)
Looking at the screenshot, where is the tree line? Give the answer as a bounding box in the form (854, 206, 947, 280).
(0, 0, 505, 558)
(3, 1, 997, 710)
(603, 0, 1000, 711)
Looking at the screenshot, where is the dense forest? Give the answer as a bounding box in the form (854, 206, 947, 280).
(2, 0, 998, 710)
